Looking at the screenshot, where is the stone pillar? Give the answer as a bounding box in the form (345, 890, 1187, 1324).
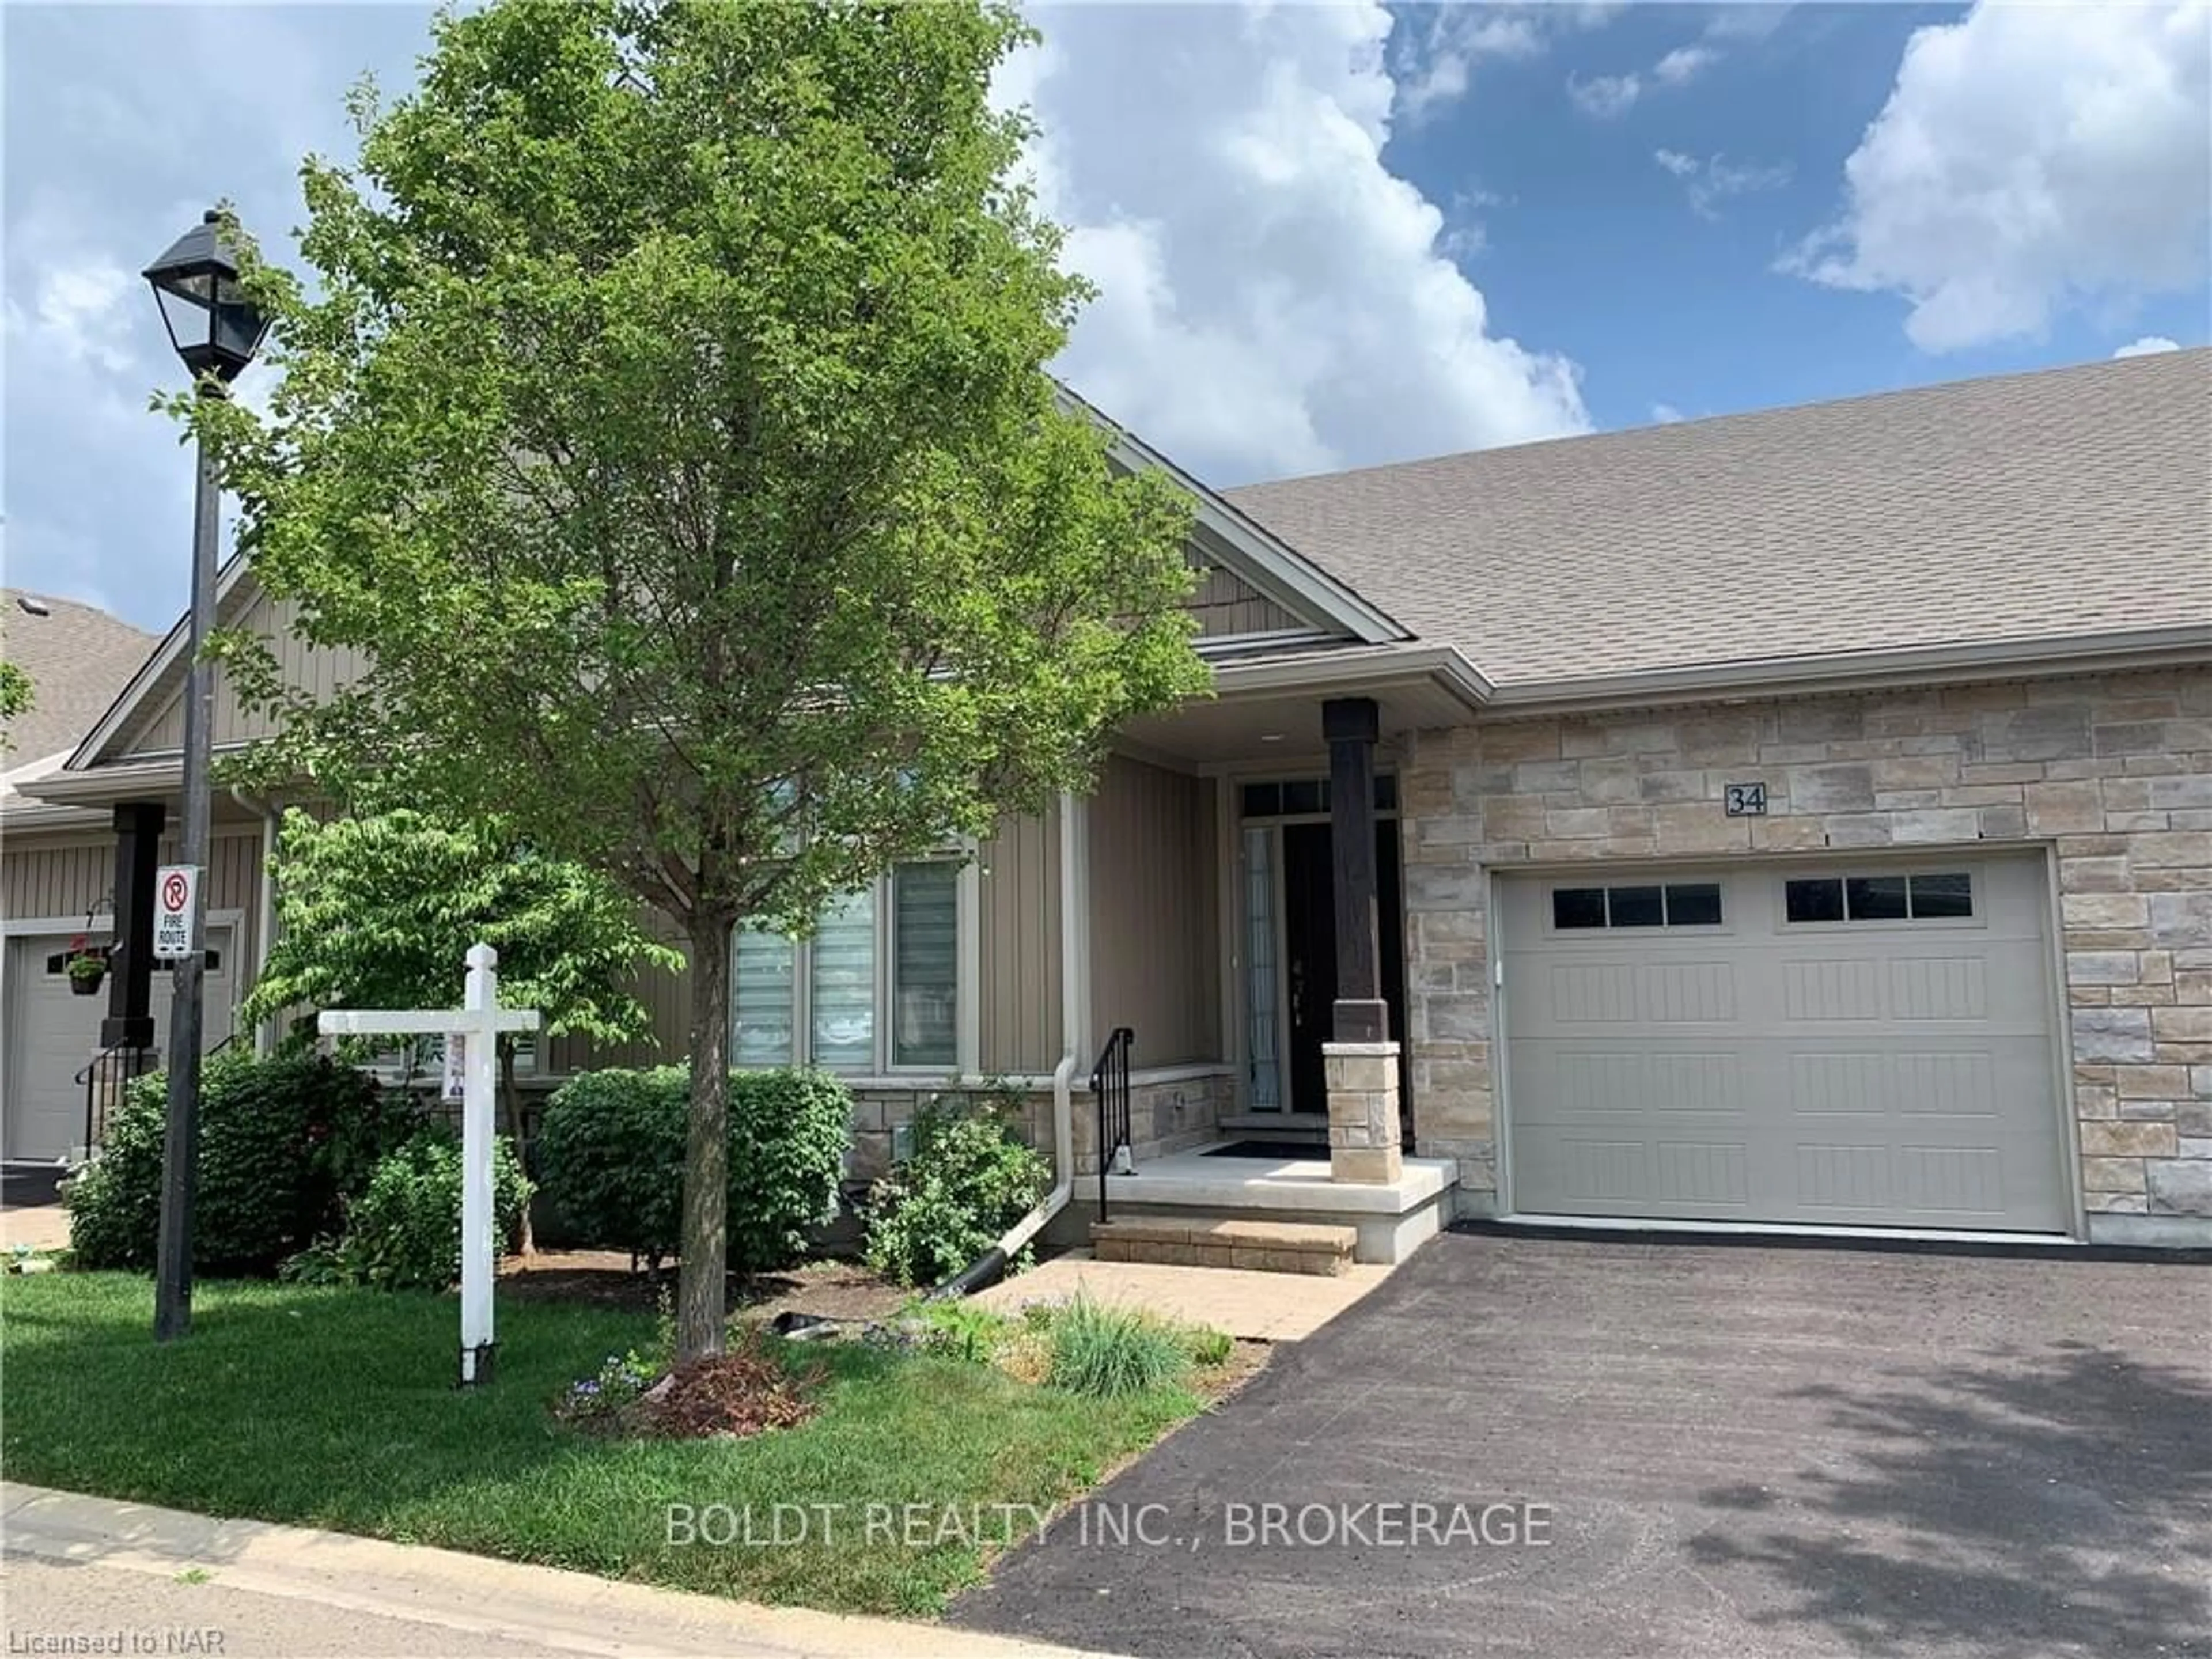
(1325, 1040, 1402, 1184)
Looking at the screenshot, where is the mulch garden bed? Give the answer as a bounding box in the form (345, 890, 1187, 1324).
(499, 1249, 908, 1326)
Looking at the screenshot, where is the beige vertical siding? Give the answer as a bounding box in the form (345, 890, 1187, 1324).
(1088, 756, 1221, 1067)
(183, 831, 266, 976)
(2, 836, 114, 924)
(546, 911, 690, 1076)
(1187, 565, 1309, 638)
(117, 594, 368, 759)
(979, 801, 1063, 1076)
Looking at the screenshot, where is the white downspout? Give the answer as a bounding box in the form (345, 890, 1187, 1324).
(995, 789, 1088, 1259)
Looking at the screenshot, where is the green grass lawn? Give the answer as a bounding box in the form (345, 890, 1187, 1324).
(0, 1272, 1203, 1615)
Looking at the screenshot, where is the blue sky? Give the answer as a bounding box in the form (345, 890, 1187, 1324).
(5, 2, 2207, 635)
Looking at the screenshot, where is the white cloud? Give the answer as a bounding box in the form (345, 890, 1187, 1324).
(1392, 5, 1617, 122)
(1706, 6, 1796, 45)
(1653, 45, 1718, 86)
(1567, 71, 1640, 118)
(1014, 5, 1589, 484)
(1392, 9, 1543, 122)
(1653, 150, 1794, 220)
(1650, 403, 1685, 425)
(1785, 1, 2211, 352)
(4, 257, 134, 373)
(2113, 335, 2183, 357)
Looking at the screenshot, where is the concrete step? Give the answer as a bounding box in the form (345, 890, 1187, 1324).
(1091, 1216, 1357, 1275)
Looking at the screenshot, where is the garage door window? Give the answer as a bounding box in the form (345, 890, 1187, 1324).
(43, 948, 222, 972)
(1784, 872, 1974, 924)
(1552, 882, 1724, 930)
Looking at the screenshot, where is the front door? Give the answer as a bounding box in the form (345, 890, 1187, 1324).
(1240, 787, 1407, 1122)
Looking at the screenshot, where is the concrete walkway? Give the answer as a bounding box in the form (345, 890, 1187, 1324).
(973, 1249, 1396, 1341)
(1, 1484, 1118, 1659)
(1, 1203, 71, 1251)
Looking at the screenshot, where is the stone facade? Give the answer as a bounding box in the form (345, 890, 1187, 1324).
(1397, 668, 2212, 1244)
(1072, 1069, 1232, 1175)
(1323, 1040, 1403, 1183)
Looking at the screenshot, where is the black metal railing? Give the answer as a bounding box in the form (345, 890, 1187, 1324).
(76, 1044, 154, 1157)
(1090, 1025, 1134, 1221)
(73, 1033, 241, 1157)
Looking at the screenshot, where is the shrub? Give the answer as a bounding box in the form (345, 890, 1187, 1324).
(534, 1067, 681, 1266)
(863, 1092, 1050, 1288)
(338, 1130, 532, 1290)
(1045, 1295, 1194, 1399)
(67, 1052, 406, 1275)
(536, 1066, 850, 1275)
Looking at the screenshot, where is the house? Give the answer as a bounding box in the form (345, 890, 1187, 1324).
(1, 590, 160, 1164)
(5, 349, 2208, 1254)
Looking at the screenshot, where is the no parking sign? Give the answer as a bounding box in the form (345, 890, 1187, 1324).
(153, 865, 200, 960)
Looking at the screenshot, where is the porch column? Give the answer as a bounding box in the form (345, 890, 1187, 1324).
(1323, 696, 1384, 1041)
(1321, 697, 1401, 1183)
(101, 801, 166, 1052)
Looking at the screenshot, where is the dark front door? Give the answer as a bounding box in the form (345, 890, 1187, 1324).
(1283, 823, 1337, 1115)
(1281, 820, 1408, 1118)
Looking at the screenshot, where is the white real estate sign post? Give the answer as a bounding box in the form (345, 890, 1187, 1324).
(319, 943, 539, 1385)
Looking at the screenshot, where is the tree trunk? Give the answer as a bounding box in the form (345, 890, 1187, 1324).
(498, 1035, 535, 1259)
(676, 908, 734, 1361)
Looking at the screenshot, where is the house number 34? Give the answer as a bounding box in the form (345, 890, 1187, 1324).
(1724, 782, 1768, 817)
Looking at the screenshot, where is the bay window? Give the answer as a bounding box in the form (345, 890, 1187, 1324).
(730, 858, 965, 1073)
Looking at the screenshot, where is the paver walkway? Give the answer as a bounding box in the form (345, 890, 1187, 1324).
(974, 1249, 1396, 1341)
(1, 1203, 71, 1251)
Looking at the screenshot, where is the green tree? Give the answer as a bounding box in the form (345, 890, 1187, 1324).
(194, 0, 1206, 1357)
(0, 661, 31, 751)
(239, 806, 684, 1254)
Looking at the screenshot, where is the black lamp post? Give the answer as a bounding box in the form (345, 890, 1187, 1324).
(144, 209, 267, 1342)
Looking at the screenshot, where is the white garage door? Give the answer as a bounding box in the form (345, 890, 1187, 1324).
(1499, 857, 2069, 1233)
(5, 931, 235, 1162)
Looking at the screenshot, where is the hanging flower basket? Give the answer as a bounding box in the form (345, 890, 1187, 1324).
(66, 938, 108, 996)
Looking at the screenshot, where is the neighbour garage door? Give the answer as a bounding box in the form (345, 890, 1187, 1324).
(5, 931, 234, 1162)
(1499, 857, 2068, 1233)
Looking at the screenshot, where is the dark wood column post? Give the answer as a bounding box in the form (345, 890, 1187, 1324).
(101, 800, 166, 1051)
(1323, 696, 1387, 1043)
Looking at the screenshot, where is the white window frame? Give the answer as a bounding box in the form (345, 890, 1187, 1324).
(1777, 867, 1985, 933)
(731, 851, 976, 1078)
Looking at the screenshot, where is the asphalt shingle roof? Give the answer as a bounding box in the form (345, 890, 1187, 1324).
(1224, 349, 2212, 687)
(1, 590, 157, 765)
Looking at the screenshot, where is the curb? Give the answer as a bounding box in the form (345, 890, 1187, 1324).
(2, 1483, 1120, 1659)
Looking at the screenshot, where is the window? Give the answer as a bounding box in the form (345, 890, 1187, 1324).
(892, 862, 957, 1067)
(1552, 882, 1725, 930)
(1785, 872, 1974, 923)
(1607, 885, 1665, 927)
(809, 889, 876, 1070)
(730, 862, 964, 1073)
(1240, 775, 1400, 817)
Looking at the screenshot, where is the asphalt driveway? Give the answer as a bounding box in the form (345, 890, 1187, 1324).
(951, 1229, 2212, 1659)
